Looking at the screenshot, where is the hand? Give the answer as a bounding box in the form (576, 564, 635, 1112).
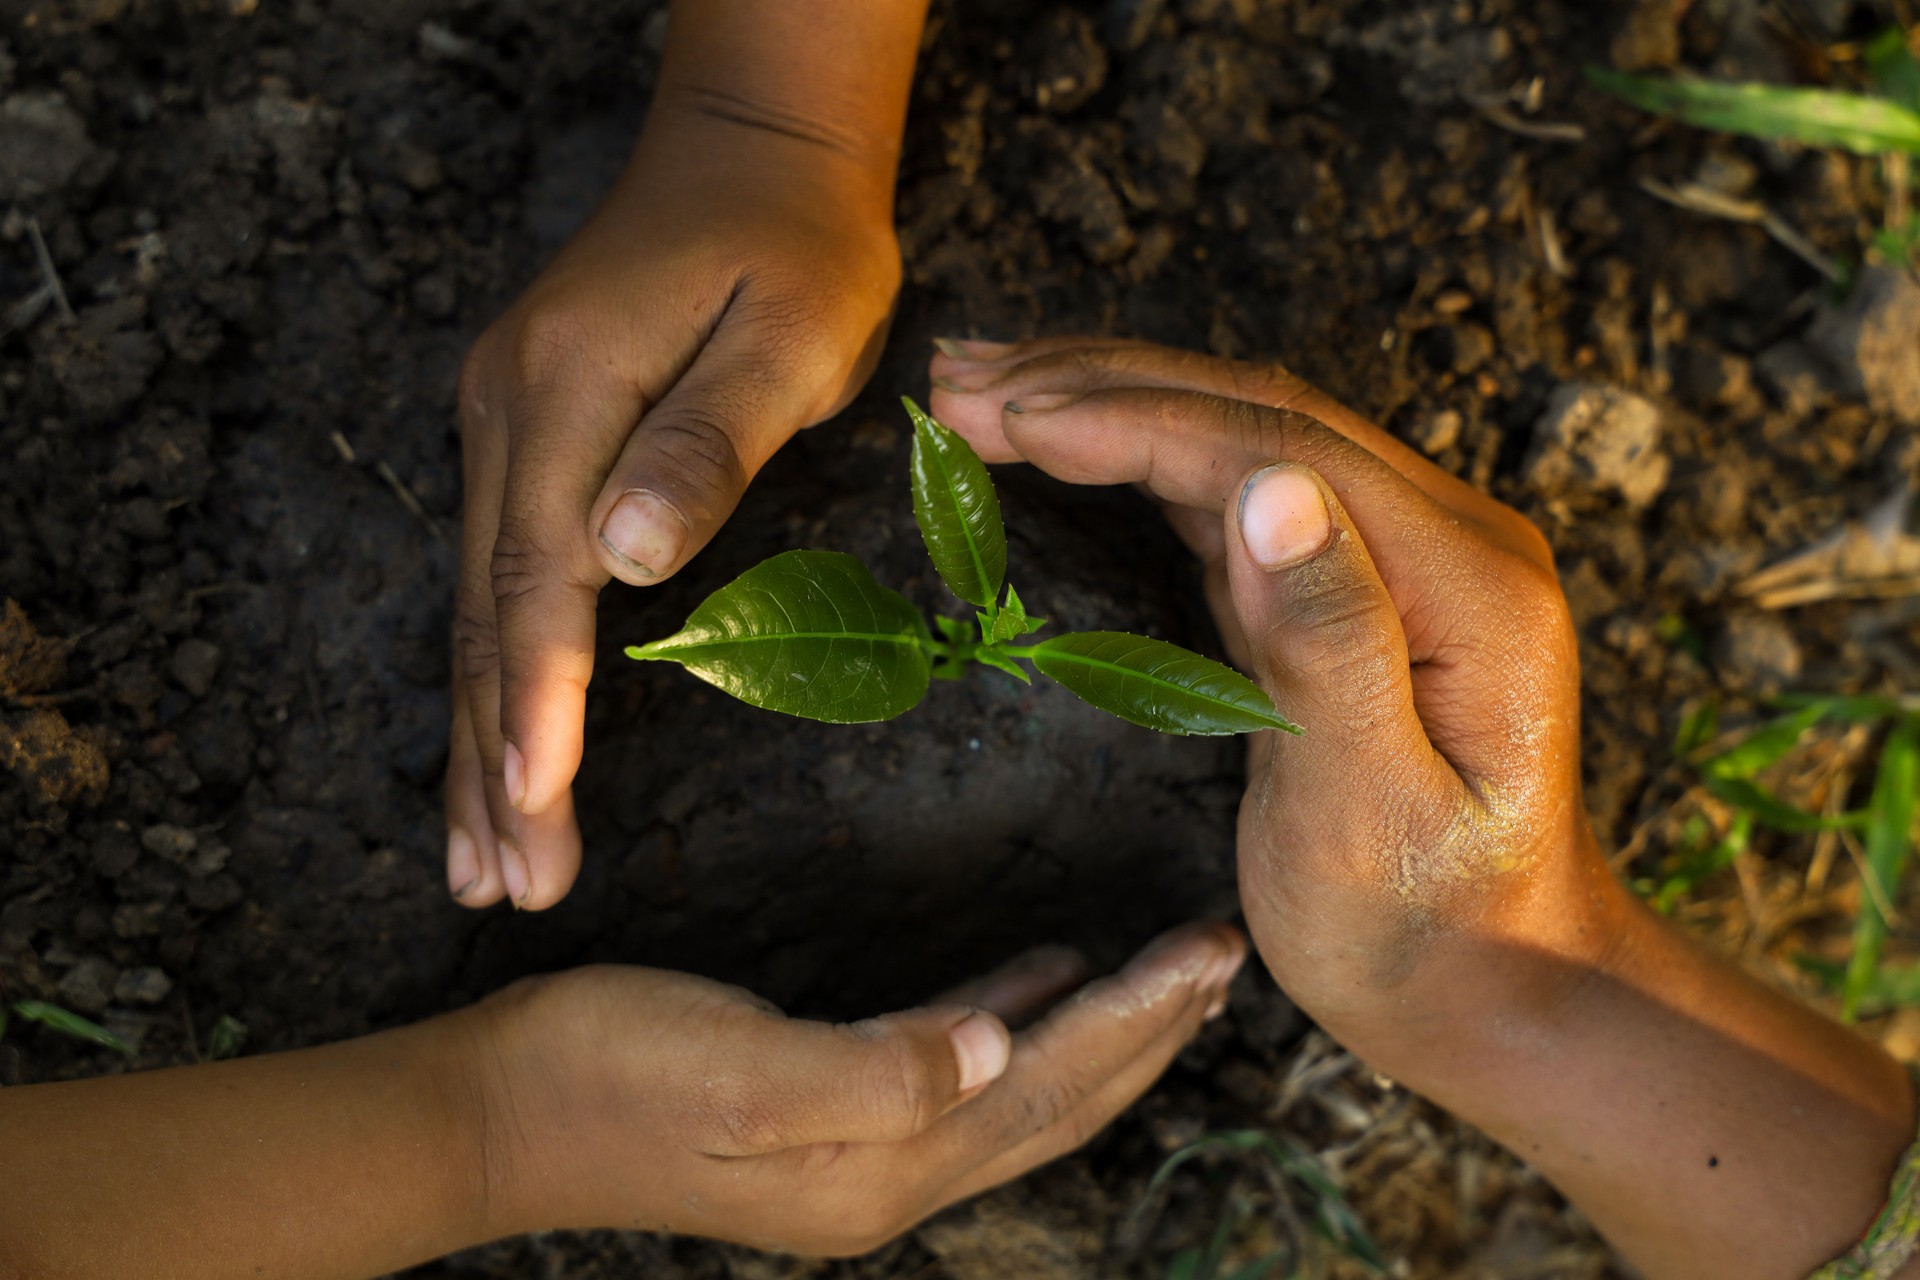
(467, 922, 1247, 1253)
(927, 339, 1916, 1279)
(928, 337, 1595, 1042)
(447, 108, 900, 910)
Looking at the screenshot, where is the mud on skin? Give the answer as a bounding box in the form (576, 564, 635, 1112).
(2, 0, 1914, 1275)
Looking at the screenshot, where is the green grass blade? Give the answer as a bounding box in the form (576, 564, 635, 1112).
(1867, 27, 1920, 112)
(1700, 774, 1865, 833)
(626, 550, 932, 723)
(1843, 715, 1920, 1021)
(904, 396, 1007, 609)
(1768, 693, 1909, 725)
(1702, 704, 1829, 779)
(1022, 632, 1300, 736)
(1588, 67, 1920, 155)
(10, 1000, 134, 1055)
(1673, 696, 1721, 757)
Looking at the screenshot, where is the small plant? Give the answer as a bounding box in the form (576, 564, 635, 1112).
(1132, 1129, 1384, 1279)
(629, 399, 1299, 737)
(1650, 694, 1920, 1020)
(1589, 24, 1920, 270)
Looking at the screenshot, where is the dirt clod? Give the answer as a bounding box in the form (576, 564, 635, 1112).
(1525, 383, 1670, 508)
(1807, 266, 1920, 425)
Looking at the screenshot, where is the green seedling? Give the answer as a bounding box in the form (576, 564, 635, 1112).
(1590, 25, 1920, 268)
(629, 398, 1299, 737)
(1651, 695, 1920, 1021)
(0, 999, 134, 1055)
(1132, 1129, 1383, 1278)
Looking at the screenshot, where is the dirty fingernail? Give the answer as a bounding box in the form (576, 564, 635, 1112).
(932, 375, 980, 395)
(503, 741, 528, 811)
(950, 1012, 1012, 1092)
(1239, 464, 1331, 570)
(499, 840, 531, 907)
(599, 489, 689, 581)
(447, 827, 480, 899)
(934, 337, 1017, 362)
(1006, 392, 1078, 415)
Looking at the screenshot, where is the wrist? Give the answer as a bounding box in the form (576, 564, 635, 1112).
(1294, 834, 1649, 1084)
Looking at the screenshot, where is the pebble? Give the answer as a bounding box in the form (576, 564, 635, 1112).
(55, 955, 117, 1013)
(169, 638, 223, 697)
(0, 92, 98, 200)
(140, 822, 197, 860)
(1525, 383, 1670, 508)
(114, 966, 173, 1005)
(1715, 612, 1804, 691)
(1808, 265, 1920, 425)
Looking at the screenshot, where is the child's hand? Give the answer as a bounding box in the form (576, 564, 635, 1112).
(0, 921, 1245, 1277)
(930, 338, 1593, 1047)
(467, 922, 1245, 1253)
(447, 106, 901, 912)
(929, 340, 1917, 1279)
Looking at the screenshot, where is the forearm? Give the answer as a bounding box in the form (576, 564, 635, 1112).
(649, 0, 929, 198)
(1336, 852, 1914, 1279)
(0, 1015, 493, 1280)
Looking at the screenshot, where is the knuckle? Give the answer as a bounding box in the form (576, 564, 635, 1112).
(640, 410, 750, 511)
(690, 1069, 788, 1157)
(505, 306, 595, 391)
(450, 597, 500, 683)
(488, 522, 568, 613)
(858, 1030, 943, 1135)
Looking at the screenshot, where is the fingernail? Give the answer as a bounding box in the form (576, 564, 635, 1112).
(1239, 464, 1332, 570)
(934, 337, 1017, 362)
(1005, 392, 1078, 415)
(499, 839, 531, 908)
(1203, 944, 1246, 994)
(599, 489, 689, 580)
(1205, 992, 1230, 1022)
(932, 375, 978, 395)
(503, 741, 528, 811)
(950, 1012, 1011, 1092)
(447, 827, 479, 899)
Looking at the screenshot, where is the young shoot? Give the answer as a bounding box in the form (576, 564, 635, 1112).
(627, 398, 1299, 737)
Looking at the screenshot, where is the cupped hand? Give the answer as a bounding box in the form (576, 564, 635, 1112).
(465, 921, 1246, 1254)
(447, 115, 900, 911)
(928, 340, 1622, 1053)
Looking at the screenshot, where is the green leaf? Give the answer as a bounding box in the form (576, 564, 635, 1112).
(206, 1014, 248, 1061)
(10, 1001, 134, 1055)
(627, 550, 932, 723)
(1867, 27, 1920, 112)
(1021, 632, 1299, 736)
(1673, 696, 1720, 757)
(1700, 774, 1864, 833)
(1587, 66, 1920, 155)
(904, 397, 1007, 609)
(1770, 692, 1913, 724)
(975, 647, 1033, 685)
(1700, 704, 1828, 779)
(981, 584, 1047, 645)
(1844, 715, 1920, 1021)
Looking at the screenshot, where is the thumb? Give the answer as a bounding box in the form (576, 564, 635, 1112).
(714, 1006, 1012, 1155)
(1227, 463, 1431, 782)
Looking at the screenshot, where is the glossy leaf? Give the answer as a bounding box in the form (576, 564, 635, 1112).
(905, 396, 1006, 608)
(975, 647, 1032, 685)
(627, 550, 932, 723)
(10, 1000, 133, 1055)
(982, 583, 1046, 644)
(1021, 632, 1298, 736)
(1844, 715, 1920, 1021)
(1588, 66, 1920, 155)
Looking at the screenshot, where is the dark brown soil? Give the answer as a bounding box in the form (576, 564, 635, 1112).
(4, 1, 1916, 1276)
